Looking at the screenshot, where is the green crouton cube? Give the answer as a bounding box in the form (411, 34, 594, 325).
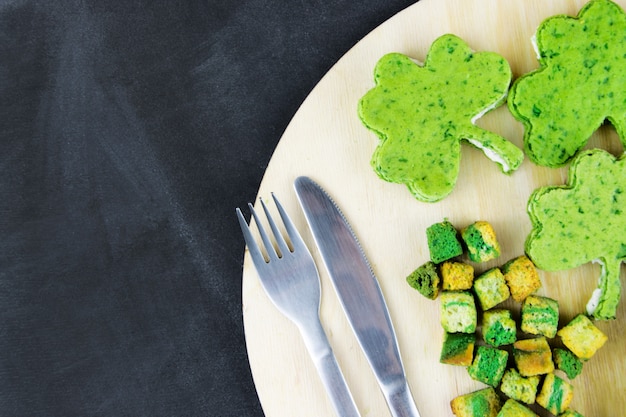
(520, 295, 559, 338)
(440, 291, 477, 333)
(440, 332, 475, 366)
(426, 220, 463, 263)
(406, 261, 440, 299)
(496, 399, 539, 417)
(536, 373, 574, 415)
(500, 368, 540, 405)
(473, 268, 510, 310)
(461, 221, 501, 262)
(482, 309, 517, 347)
(467, 346, 508, 387)
(553, 348, 583, 379)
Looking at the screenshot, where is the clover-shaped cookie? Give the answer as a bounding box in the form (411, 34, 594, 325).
(509, 0, 626, 167)
(358, 34, 523, 202)
(526, 149, 626, 320)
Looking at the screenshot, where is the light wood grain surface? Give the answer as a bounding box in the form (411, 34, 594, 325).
(242, 1, 626, 415)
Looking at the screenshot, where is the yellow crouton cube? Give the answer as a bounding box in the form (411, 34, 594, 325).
(513, 337, 554, 377)
(441, 261, 474, 291)
(502, 256, 541, 302)
(557, 314, 607, 360)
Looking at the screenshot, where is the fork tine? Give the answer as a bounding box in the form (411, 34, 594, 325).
(248, 202, 280, 261)
(236, 207, 268, 266)
(260, 196, 291, 257)
(272, 193, 306, 251)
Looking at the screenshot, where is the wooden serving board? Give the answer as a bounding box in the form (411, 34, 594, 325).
(242, 1, 626, 415)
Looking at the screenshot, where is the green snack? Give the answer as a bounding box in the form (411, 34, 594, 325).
(536, 373, 574, 415)
(502, 255, 542, 302)
(473, 268, 510, 310)
(358, 33, 523, 202)
(496, 399, 539, 417)
(513, 337, 554, 377)
(500, 369, 540, 405)
(553, 348, 583, 380)
(467, 345, 508, 387)
(557, 314, 608, 360)
(526, 149, 626, 319)
(520, 295, 559, 338)
(440, 332, 475, 366)
(482, 309, 517, 347)
(450, 387, 502, 417)
(462, 221, 501, 263)
(406, 261, 440, 299)
(441, 261, 474, 291)
(440, 291, 477, 333)
(508, 0, 626, 167)
(427, 220, 463, 263)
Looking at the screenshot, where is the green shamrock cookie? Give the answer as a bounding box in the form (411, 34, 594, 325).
(509, 0, 626, 167)
(358, 34, 523, 202)
(526, 149, 626, 320)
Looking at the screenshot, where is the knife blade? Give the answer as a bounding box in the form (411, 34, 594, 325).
(294, 176, 421, 417)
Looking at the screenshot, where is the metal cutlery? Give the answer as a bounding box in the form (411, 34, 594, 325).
(237, 195, 360, 417)
(295, 176, 421, 417)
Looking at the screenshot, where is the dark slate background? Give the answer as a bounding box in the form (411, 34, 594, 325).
(0, 1, 418, 416)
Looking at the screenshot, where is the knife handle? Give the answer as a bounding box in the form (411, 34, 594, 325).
(298, 317, 361, 417)
(386, 380, 421, 417)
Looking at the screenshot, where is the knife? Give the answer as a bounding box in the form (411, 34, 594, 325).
(294, 176, 421, 417)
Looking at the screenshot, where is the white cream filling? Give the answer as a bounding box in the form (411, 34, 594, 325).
(586, 289, 602, 315)
(585, 259, 605, 315)
(467, 138, 511, 172)
(468, 83, 511, 172)
(531, 33, 541, 60)
(470, 99, 502, 124)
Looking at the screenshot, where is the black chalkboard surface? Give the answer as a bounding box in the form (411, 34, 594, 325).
(0, 1, 417, 415)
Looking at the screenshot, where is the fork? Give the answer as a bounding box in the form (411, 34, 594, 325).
(237, 194, 361, 417)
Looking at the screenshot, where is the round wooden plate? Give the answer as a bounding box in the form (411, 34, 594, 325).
(242, 1, 626, 415)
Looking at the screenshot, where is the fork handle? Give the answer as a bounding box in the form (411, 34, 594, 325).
(299, 318, 361, 417)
